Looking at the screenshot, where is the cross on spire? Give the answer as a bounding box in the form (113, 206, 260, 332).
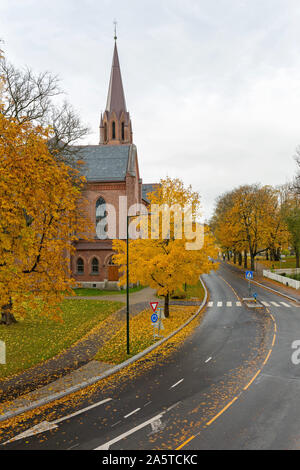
(114, 20, 117, 41)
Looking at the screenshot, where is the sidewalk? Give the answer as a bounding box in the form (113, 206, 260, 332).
(0, 283, 200, 405)
(0, 296, 205, 424)
(226, 261, 300, 302)
(0, 300, 154, 404)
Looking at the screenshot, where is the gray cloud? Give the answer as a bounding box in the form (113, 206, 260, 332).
(1, 0, 300, 218)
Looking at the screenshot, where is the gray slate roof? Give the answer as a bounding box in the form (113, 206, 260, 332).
(75, 145, 131, 182)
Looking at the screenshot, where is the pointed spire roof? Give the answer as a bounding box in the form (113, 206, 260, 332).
(105, 42, 127, 116)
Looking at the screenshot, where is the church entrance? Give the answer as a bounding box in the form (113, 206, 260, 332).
(107, 255, 119, 281)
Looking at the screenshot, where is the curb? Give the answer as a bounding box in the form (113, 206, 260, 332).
(0, 279, 208, 423)
(251, 279, 300, 303)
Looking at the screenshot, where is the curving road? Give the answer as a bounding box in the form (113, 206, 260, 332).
(2, 263, 300, 450)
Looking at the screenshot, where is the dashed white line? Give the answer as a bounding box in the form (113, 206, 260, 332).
(261, 301, 270, 307)
(236, 301, 242, 307)
(271, 301, 280, 307)
(144, 401, 152, 407)
(205, 357, 212, 363)
(226, 301, 232, 307)
(111, 420, 122, 428)
(208, 301, 213, 307)
(217, 301, 223, 307)
(170, 379, 184, 389)
(124, 408, 141, 419)
(280, 302, 291, 308)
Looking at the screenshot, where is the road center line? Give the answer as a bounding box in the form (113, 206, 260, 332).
(205, 357, 212, 363)
(124, 408, 141, 419)
(170, 379, 184, 389)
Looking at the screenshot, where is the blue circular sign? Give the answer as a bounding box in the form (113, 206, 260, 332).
(151, 313, 158, 323)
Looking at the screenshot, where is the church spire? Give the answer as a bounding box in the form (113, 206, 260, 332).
(105, 41, 127, 116)
(100, 35, 132, 146)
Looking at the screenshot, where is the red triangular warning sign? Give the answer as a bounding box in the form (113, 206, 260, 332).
(150, 302, 158, 312)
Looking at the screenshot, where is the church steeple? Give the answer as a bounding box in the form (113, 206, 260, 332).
(100, 37, 132, 145)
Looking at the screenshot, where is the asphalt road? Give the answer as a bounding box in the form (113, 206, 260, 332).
(2, 262, 300, 450)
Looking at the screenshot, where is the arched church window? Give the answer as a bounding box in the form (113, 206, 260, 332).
(112, 121, 116, 139)
(104, 123, 107, 142)
(77, 257, 84, 274)
(96, 197, 108, 239)
(91, 257, 99, 274)
(121, 122, 125, 141)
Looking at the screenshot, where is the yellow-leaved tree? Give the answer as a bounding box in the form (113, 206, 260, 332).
(113, 177, 218, 317)
(0, 113, 89, 324)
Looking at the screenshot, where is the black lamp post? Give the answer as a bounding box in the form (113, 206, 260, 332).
(126, 211, 150, 355)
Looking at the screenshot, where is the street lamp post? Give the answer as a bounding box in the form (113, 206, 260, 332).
(126, 211, 151, 355)
(126, 214, 130, 355)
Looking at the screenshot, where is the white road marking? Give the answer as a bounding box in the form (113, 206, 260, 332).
(54, 398, 112, 424)
(280, 302, 291, 308)
(217, 301, 223, 307)
(205, 357, 212, 363)
(111, 420, 122, 428)
(68, 443, 80, 450)
(150, 417, 164, 434)
(94, 412, 164, 450)
(95, 403, 181, 450)
(3, 397, 113, 445)
(261, 301, 270, 307)
(226, 301, 232, 307)
(144, 401, 152, 407)
(271, 301, 280, 307)
(124, 408, 141, 419)
(208, 301, 213, 307)
(236, 301, 242, 307)
(3, 421, 58, 444)
(170, 379, 184, 389)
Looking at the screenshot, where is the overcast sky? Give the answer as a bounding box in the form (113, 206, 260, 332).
(1, 0, 300, 219)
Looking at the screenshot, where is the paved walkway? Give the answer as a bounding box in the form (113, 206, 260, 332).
(0, 280, 205, 406)
(67, 286, 158, 303)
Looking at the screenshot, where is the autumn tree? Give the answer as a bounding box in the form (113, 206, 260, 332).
(211, 184, 289, 271)
(0, 113, 89, 325)
(113, 177, 218, 317)
(0, 57, 89, 163)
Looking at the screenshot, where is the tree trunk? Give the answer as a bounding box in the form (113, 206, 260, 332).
(250, 254, 255, 271)
(0, 299, 17, 325)
(233, 251, 237, 264)
(266, 249, 269, 261)
(296, 247, 300, 269)
(244, 251, 248, 269)
(238, 252, 242, 266)
(164, 294, 170, 318)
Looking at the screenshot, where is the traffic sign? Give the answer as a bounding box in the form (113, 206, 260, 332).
(151, 313, 158, 323)
(246, 271, 253, 280)
(150, 302, 158, 313)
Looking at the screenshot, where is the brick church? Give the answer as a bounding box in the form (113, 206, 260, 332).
(70, 38, 156, 288)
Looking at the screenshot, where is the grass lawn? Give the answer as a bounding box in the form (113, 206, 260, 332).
(95, 305, 198, 364)
(260, 257, 297, 269)
(171, 280, 205, 300)
(71, 285, 145, 297)
(0, 299, 123, 380)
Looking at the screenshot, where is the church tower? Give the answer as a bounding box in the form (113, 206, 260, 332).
(100, 36, 133, 145)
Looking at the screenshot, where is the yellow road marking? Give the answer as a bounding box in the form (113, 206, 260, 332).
(175, 274, 278, 451)
(176, 435, 196, 450)
(205, 396, 238, 426)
